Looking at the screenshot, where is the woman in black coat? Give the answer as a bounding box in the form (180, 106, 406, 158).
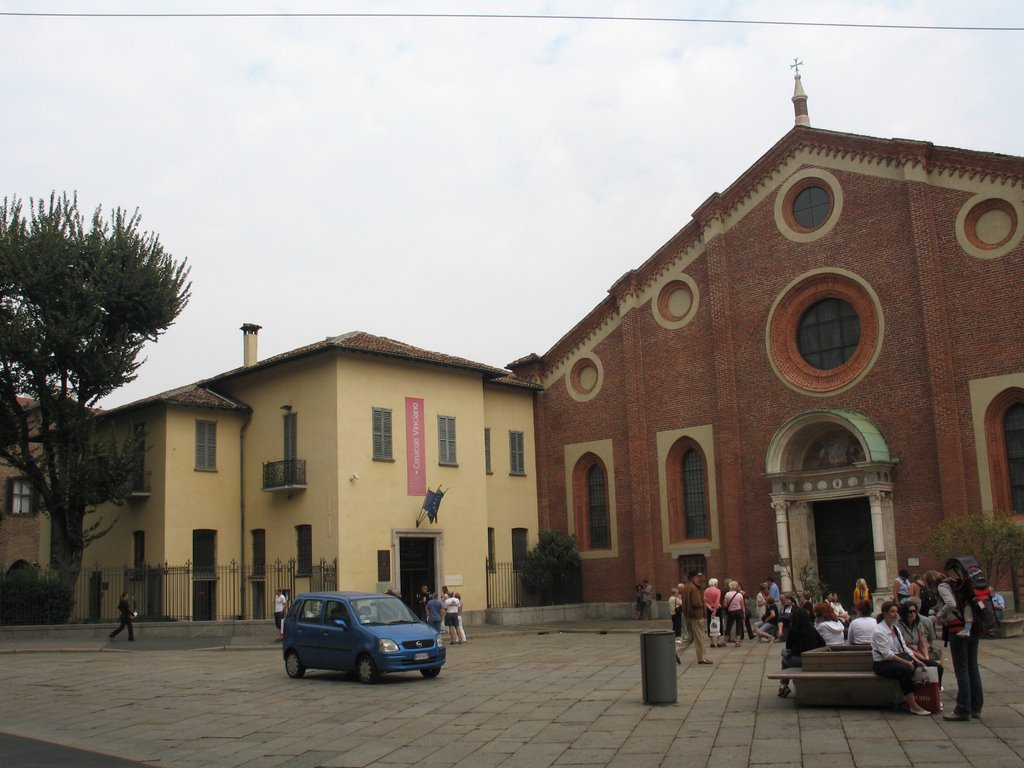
(777, 607, 825, 697)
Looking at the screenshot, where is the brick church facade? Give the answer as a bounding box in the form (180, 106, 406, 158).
(510, 74, 1024, 603)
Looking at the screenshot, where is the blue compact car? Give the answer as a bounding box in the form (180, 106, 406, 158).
(282, 591, 445, 683)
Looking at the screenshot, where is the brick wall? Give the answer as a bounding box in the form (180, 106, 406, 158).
(517, 131, 1024, 603)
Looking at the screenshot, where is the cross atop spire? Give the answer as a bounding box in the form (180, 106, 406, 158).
(791, 59, 810, 127)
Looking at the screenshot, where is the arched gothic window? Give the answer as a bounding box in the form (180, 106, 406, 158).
(667, 439, 710, 542)
(1006, 403, 1024, 516)
(984, 389, 1024, 516)
(572, 454, 610, 550)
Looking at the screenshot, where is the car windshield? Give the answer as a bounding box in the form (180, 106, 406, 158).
(350, 597, 421, 625)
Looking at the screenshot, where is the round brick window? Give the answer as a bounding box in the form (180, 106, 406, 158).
(653, 276, 699, 329)
(767, 271, 882, 395)
(797, 298, 861, 370)
(792, 185, 832, 230)
(956, 193, 1024, 260)
(965, 199, 1017, 250)
(774, 168, 843, 243)
(567, 355, 604, 402)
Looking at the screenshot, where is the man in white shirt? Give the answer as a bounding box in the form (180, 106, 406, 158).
(443, 593, 462, 645)
(846, 600, 877, 645)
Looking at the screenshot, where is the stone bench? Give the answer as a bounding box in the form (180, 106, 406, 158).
(996, 616, 1024, 638)
(766, 646, 902, 707)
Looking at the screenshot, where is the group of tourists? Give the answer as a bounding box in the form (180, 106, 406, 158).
(669, 558, 990, 721)
(419, 585, 468, 646)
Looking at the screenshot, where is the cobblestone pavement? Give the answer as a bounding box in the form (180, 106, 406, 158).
(2, 623, 1023, 768)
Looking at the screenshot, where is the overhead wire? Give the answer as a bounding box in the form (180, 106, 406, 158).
(0, 10, 1020, 32)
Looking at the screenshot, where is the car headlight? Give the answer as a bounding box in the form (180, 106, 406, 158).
(378, 638, 400, 654)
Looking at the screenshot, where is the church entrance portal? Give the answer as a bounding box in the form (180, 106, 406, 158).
(813, 497, 876, 596)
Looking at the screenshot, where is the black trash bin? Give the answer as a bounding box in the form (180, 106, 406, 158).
(640, 630, 677, 704)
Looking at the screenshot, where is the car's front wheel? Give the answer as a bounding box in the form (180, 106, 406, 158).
(285, 650, 306, 679)
(420, 667, 441, 679)
(355, 654, 380, 684)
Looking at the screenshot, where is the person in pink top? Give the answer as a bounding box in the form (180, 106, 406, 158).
(704, 578, 725, 648)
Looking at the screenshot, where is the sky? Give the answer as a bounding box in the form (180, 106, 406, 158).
(2, 1, 1023, 408)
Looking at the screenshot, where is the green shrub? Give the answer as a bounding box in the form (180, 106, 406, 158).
(0, 571, 74, 625)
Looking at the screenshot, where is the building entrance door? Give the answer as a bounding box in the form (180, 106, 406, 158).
(814, 497, 876, 596)
(398, 537, 436, 617)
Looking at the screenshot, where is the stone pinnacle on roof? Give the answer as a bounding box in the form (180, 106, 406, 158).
(790, 57, 810, 127)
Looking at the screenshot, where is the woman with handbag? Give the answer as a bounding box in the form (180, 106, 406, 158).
(722, 581, 747, 647)
(871, 601, 933, 716)
(704, 578, 725, 648)
(896, 599, 943, 687)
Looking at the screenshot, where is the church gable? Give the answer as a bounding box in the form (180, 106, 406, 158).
(522, 124, 1023, 396)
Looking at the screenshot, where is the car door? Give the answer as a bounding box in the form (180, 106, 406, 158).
(318, 599, 357, 671)
(291, 598, 326, 668)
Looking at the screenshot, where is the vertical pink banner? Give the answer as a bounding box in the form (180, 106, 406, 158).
(405, 397, 426, 496)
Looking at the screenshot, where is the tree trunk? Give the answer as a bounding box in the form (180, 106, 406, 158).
(48, 506, 85, 599)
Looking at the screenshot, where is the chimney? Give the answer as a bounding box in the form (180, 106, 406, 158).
(241, 323, 262, 367)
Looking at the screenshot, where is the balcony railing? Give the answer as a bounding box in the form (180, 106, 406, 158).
(262, 459, 306, 492)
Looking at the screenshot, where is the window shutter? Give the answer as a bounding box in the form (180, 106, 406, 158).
(372, 408, 393, 460)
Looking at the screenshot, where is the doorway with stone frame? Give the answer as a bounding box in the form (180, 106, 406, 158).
(765, 409, 898, 600)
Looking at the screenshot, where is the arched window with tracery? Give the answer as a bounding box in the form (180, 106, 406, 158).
(1005, 403, 1024, 516)
(667, 438, 710, 542)
(572, 454, 610, 550)
(984, 389, 1024, 516)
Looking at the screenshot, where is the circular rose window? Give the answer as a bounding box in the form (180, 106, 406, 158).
(767, 270, 882, 395)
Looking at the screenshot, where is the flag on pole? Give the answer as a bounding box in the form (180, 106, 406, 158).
(422, 487, 445, 524)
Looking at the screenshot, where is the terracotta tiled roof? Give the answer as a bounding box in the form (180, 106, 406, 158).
(105, 331, 539, 414)
(103, 384, 250, 417)
(208, 330, 526, 384)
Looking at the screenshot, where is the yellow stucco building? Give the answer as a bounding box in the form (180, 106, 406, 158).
(87, 328, 540, 620)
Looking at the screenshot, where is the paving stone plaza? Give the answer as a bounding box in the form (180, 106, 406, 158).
(2, 621, 1023, 767)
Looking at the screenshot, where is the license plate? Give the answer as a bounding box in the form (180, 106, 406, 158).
(414, 652, 428, 661)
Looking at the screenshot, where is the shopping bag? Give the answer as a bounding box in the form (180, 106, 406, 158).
(913, 676, 941, 714)
(709, 615, 721, 637)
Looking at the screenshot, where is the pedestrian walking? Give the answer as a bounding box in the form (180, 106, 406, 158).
(274, 588, 288, 640)
(676, 569, 711, 665)
(109, 593, 136, 642)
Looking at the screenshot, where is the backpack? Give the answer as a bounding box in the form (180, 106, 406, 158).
(943, 556, 1000, 637)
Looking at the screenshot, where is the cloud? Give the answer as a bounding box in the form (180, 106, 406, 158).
(1, 1, 1020, 407)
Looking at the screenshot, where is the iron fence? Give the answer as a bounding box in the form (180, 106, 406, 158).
(0, 559, 337, 626)
(485, 560, 582, 608)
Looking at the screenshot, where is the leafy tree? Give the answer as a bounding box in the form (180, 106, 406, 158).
(925, 510, 1024, 604)
(0, 193, 190, 593)
(520, 530, 581, 605)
